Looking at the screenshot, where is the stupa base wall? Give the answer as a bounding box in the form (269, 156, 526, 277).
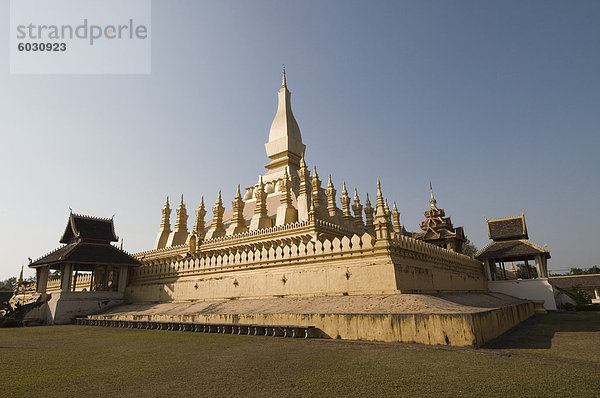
(127, 236, 487, 303)
(125, 259, 486, 303)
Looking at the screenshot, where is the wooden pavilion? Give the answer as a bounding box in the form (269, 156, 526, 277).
(476, 213, 550, 280)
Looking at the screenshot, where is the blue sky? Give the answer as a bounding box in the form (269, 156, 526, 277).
(1, 0, 599, 279)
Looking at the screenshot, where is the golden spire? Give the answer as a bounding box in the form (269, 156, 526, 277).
(340, 181, 353, 224)
(364, 192, 375, 234)
(429, 181, 437, 208)
(193, 196, 207, 239)
(392, 200, 401, 234)
(280, 168, 293, 207)
(282, 64, 287, 88)
(266, 66, 305, 174)
(352, 188, 364, 230)
(326, 174, 337, 218)
(205, 191, 226, 239)
(228, 184, 247, 235)
(174, 194, 188, 233)
(160, 196, 172, 229)
(374, 180, 390, 240)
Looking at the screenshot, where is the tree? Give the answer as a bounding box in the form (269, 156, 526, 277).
(572, 285, 592, 305)
(569, 267, 585, 275)
(462, 239, 478, 257)
(0, 277, 17, 291)
(587, 265, 600, 274)
(515, 263, 538, 279)
(49, 270, 61, 280)
(568, 265, 600, 275)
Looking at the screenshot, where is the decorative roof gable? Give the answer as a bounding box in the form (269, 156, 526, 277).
(486, 213, 528, 241)
(60, 213, 118, 244)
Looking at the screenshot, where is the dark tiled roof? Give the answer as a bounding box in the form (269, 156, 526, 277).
(486, 215, 527, 241)
(476, 239, 549, 262)
(549, 275, 600, 290)
(60, 214, 118, 244)
(29, 242, 140, 268)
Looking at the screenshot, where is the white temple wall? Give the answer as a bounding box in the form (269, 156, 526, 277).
(488, 278, 557, 310)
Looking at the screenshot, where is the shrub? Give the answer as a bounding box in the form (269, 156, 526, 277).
(572, 285, 592, 305)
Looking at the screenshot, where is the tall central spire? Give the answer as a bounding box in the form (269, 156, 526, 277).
(264, 66, 306, 179)
(282, 64, 287, 88)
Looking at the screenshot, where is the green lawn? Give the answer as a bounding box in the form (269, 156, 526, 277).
(1, 312, 599, 397)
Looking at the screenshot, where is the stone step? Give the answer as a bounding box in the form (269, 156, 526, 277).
(75, 317, 316, 338)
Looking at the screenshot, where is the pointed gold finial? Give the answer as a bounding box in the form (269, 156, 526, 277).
(282, 64, 287, 88)
(429, 181, 437, 208)
(328, 174, 333, 188)
(180, 193, 184, 206)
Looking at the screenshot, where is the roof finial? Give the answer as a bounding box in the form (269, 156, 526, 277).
(429, 181, 437, 208)
(282, 64, 287, 88)
(180, 193, 184, 206)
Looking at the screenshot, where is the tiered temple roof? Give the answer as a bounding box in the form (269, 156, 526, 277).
(30, 213, 140, 270)
(411, 184, 466, 253)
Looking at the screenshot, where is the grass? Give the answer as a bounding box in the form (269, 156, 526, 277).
(1, 312, 599, 397)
